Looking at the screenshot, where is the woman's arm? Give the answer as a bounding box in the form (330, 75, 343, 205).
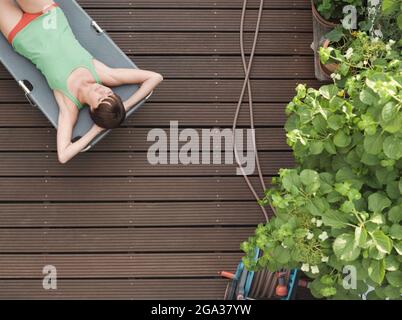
(93, 59, 163, 111)
(121, 70, 163, 111)
(56, 107, 105, 164)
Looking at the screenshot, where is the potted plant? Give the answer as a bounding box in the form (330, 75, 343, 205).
(317, 0, 402, 80)
(317, 26, 348, 78)
(242, 36, 401, 299)
(311, 0, 339, 29)
(312, 0, 366, 26)
(311, 0, 366, 80)
(319, 30, 395, 80)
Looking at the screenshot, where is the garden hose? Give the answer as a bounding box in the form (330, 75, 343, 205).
(232, 0, 270, 222)
(248, 269, 291, 299)
(228, 0, 294, 300)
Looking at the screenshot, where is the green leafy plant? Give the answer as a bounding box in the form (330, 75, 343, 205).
(314, 0, 366, 21)
(242, 37, 402, 299)
(380, 0, 402, 43)
(359, 0, 402, 43)
(319, 31, 399, 81)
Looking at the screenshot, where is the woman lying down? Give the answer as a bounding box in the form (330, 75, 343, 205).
(0, 0, 163, 163)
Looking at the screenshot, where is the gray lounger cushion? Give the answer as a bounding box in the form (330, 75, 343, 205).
(0, 0, 148, 151)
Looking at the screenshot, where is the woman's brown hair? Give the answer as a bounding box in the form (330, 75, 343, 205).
(89, 94, 126, 129)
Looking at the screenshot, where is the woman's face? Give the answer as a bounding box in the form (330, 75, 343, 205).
(87, 83, 114, 110)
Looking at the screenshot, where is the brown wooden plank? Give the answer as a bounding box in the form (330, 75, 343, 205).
(0, 103, 288, 127)
(0, 279, 228, 299)
(0, 152, 293, 176)
(85, 9, 312, 32)
(0, 127, 289, 151)
(133, 56, 315, 79)
(0, 202, 268, 227)
(0, 56, 315, 79)
(109, 32, 313, 55)
(0, 177, 267, 201)
(0, 79, 319, 103)
(0, 253, 241, 278)
(0, 227, 254, 253)
(79, 0, 310, 9)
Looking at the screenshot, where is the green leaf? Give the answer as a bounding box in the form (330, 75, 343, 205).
(394, 241, 402, 255)
(338, 63, 350, 76)
(295, 84, 306, 99)
(319, 84, 338, 100)
(306, 197, 329, 217)
(319, 46, 332, 65)
(282, 169, 301, 193)
(382, 0, 400, 15)
(309, 141, 324, 155)
(272, 245, 290, 265)
(324, 140, 337, 154)
(389, 224, 402, 240)
(300, 169, 319, 186)
(333, 233, 361, 262)
(386, 181, 400, 200)
(398, 12, 402, 30)
(340, 200, 354, 213)
(371, 230, 393, 254)
(368, 259, 385, 285)
(369, 246, 387, 260)
(322, 209, 350, 228)
(384, 255, 400, 271)
(384, 285, 401, 299)
(381, 102, 399, 122)
(324, 27, 344, 42)
(333, 131, 351, 148)
(370, 213, 385, 225)
(383, 135, 402, 160)
(361, 152, 380, 166)
(368, 193, 392, 213)
(355, 226, 368, 248)
(360, 88, 376, 105)
(320, 275, 335, 286)
(364, 132, 384, 155)
(381, 111, 402, 134)
(388, 206, 402, 223)
(327, 115, 344, 131)
(386, 271, 402, 287)
(320, 287, 337, 297)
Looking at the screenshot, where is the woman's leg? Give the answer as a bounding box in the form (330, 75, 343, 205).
(16, 0, 55, 14)
(0, 0, 23, 39)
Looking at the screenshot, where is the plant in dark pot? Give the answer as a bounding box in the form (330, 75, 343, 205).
(319, 29, 399, 81)
(312, 0, 366, 26)
(317, 0, 401, 80)
(311, 0, 367, 80)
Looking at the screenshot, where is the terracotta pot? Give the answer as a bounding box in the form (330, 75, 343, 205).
(311, 1, 339, 29)
(319, 39, 340, 77)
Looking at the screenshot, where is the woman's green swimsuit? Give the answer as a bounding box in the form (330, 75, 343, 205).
(12, 7, 102, 110)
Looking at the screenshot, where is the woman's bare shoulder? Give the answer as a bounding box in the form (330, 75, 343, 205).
(93, 59, 116, 84)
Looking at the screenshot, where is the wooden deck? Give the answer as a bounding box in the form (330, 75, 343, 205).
(0, 0, 317, 299)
